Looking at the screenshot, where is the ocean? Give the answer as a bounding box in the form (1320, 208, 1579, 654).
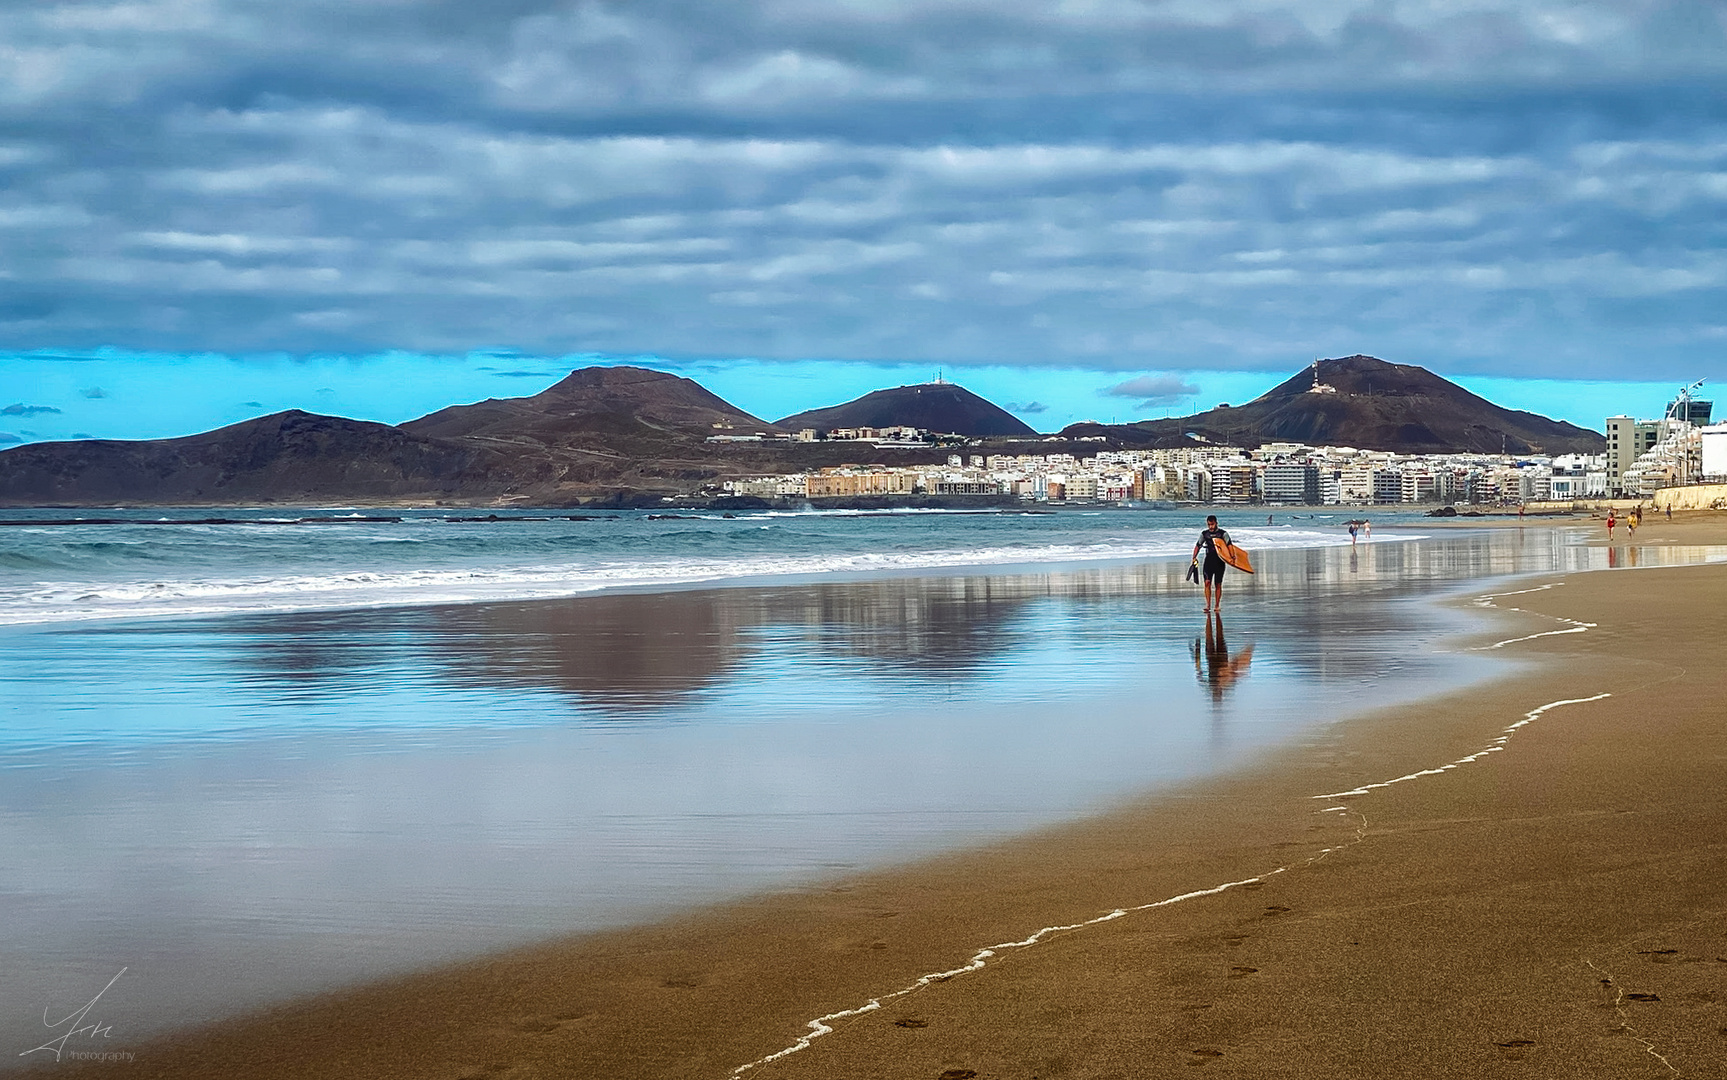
(2, 507, 1718, 1060)
(3, 506, 1422, 627)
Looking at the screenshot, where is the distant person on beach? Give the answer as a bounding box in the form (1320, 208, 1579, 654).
(1628, 508, 1639, 537)
(1193, 515, 1231, 613)
(1667, 506, 1673, 522)
(1606, 511, 1616, 539)
(1348, 522, 1359, 545)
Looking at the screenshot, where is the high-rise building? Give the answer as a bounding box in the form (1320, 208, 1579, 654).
(1669, 398, 1713, 425)
(1262, 462, 1320, 504)
(1605, 415, 1661, 495)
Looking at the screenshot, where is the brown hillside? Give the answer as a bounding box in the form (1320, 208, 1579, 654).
(778, 383, 1038, 438)
(1063, 355, 1604, 455)
(0, 411, 520, 505)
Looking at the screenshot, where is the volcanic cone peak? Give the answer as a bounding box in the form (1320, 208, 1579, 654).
(1059, 355, 1604, 455)
(777, 382, 1038, 438)
(402, 365, 778, 441)
(1255, 354, 1466, 402)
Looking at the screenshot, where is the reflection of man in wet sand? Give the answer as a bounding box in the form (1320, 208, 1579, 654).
(1192, 612, 1253, 703)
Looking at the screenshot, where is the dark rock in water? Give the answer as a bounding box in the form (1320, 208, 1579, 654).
(1426, 505, 1459, 517)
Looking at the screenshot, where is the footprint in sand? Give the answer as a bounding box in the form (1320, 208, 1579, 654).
(1228, 966, 1259, 978)
(1495, 1038, 1536, 1060)
(937, 1070, 977, 1079)
(893, 1018, 929, 1028)
(497, 1011, 590, 1036)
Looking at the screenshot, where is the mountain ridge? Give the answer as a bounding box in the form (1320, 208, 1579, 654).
(0, 357, 1607, 507)
(777, 382, 1038, 438)
(1062, 355, 1604, 455)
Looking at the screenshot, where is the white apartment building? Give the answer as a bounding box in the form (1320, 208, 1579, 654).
(1262, 462, 1319, 504)
(1702, 423, 1727, 480)
(1207, 461, 1258, 503)
(1337, 465, 1374, 504)
(1400, 470, 1436, 503)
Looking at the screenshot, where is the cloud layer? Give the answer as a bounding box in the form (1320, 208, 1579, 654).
(1, 1, 1723, 379)
(1106, 374, 1203, 406)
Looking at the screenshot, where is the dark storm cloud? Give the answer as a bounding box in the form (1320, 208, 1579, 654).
(1105, 375, 1201, 405)
(1007, 401, 1048, 415)
(1, 1, 1724, 378)
(1, 404, 62, 416)
(0, 432, 20, 445)
(81, 386, 107, 398)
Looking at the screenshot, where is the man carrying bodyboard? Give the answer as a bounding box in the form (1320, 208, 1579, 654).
(1192, 514, 1251, 612)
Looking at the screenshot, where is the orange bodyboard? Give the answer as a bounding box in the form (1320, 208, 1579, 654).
(1216, 538, 1254, 574)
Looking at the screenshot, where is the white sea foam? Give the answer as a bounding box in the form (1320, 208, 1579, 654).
(0, 528, 1392, 626)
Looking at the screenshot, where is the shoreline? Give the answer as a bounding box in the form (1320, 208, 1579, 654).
(31, 523, 1727, 1077)
(0, 510, 1426, 630)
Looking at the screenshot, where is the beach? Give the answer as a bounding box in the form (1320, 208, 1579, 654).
(14, 514, 1727, 1077)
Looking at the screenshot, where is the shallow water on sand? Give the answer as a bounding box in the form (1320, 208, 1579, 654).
(2, 525, 1720, 1059)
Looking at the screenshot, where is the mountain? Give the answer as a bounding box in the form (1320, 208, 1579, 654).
(404, 366, 780, 444)
(0, 410, 521, 505)
(0, 366, 959, 507)
(776, 382, 1038, 438)
(1062, 355, 1604, 455)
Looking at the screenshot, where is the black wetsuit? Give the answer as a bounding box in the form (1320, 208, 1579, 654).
(1197, 526, 1230, 584)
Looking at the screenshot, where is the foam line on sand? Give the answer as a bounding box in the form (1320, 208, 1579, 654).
(1470, 581, 1597, 649)
(727, 582, 1609, 1077)
(1310, 692, 1612, 800)
(728, 877, 1271, 1076)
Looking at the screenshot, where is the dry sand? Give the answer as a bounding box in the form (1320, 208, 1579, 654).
(45, 515, 1727, 1079)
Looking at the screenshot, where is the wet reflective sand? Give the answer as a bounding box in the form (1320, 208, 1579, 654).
(1, 527, 1720, 1056)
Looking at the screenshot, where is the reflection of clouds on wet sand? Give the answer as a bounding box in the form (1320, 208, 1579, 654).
(8, 529, 1727, 1059)
(210, 548, 1512, 718)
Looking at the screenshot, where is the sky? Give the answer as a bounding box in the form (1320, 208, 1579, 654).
(1, 0, 1724, 445)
